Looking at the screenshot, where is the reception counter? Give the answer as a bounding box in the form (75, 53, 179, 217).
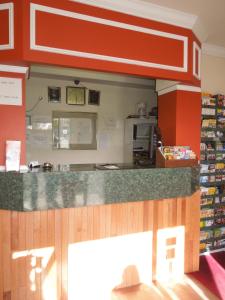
(0, 164, 199, 211)
(0, 165, 200, 300)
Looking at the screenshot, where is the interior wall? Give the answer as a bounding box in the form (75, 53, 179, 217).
(26, 76, 156, 165)
(155, 80, 179, 92)
(0, 72, 26, 166)
(201, 54, 225, 94)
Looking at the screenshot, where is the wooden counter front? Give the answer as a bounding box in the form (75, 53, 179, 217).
(0, 192, 200, 300)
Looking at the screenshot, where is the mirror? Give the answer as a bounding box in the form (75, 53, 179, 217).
(52, 111, 97, 150)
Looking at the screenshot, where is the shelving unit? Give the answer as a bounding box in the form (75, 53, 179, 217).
(200, 93, 225, 253)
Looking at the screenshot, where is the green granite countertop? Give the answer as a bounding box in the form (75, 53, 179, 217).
(0, 164, 199, 211)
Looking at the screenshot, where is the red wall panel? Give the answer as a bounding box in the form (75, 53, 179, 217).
(0, 0, 25, 63)
(158, 91, 177, 146)
(158, 89, 201, 159)
(176, 90, 201, 158)
(0, 9, 9, 45)
(35, 10, 184, 68)
(20, 0, 199, 83)
(0, 72, 26, 165)
(0, 0, 201, 85)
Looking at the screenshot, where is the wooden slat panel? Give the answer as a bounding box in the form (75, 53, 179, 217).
(40, 211, 48, 248)
(61, 209, 69, 300)
(127, 202, 144, 234)
(184, 191, 200, 273)
(54, 209, 62, 300)
(110, 203, 128, 237)
(0, 193, 200, 298)
(0, 211, 4, 300)
(143, 201, 154, 232)
(74, 207, 88, 242)
(2, 211, 11, 294)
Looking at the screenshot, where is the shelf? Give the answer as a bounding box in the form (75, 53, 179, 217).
(200, 216, 215, 221)
(201, 128, 217, 131)
(201, 213, 225, 220)
(201, 202, 225, 209)
(214, 202, 225, 207)
(200, 249, 212, 254)
(202, 151, 225, 155)
(212, 245, 225, 251)
(200, 171, 225, 176)
(201, 150, 216, 153)
(201, 205, 214, 210)
(200, 182, 225, 187)
(200, 237, 213, 243)
(201, 138, 218, 142)
(214, 234, 225, 241)
(200, 95, 225, 254)
(200, 173, 215, 176)
(202, 105, 216, 109)
(201, 137, 225, 142)
(201, 115, 216, 119)
(200, 160, 216, 164)
(201, 160, 225, 164)
(200, 235, 225, 244)
(200, 224, 225, 230)
(201, 195, 216, 199)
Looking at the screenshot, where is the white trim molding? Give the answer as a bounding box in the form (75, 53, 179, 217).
(158, 84, 201, 96)
(0, 64, 29, 75)
(193, 41, 201, 80)
(0, 165, 28, 172)
(0, 2, 14, 50)
(202, 43, 225, 59)
(30, 3, 188, 73)
(70, 0, 197, 30)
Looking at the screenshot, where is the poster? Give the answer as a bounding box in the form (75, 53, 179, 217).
(0, 77, 22, 106)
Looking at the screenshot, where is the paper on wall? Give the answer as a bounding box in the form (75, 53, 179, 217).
(70, 118, 92, 144)
(32, 115, 52, 130)
(98, 132, 110, 150)
(0, 77, 22, 106)
(6, 140, 21, 171)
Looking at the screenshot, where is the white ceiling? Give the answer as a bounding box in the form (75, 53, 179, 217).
(140, 0, 225, 48)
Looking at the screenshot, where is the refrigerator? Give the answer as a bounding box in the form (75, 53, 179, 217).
(124, 117, 157, 165)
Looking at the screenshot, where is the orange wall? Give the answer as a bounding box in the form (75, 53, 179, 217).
(0, 9, 9, 45)
(158, 90, 201, 159)
(176, 90, 201, 158)
(158, 91, 177, 146)
(0, 72, 26, 165)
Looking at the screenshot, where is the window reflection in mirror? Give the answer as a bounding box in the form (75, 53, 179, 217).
(52, 111, 97, 150)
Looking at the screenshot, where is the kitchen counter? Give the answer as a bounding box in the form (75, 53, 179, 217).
(0, 164, 199, 211)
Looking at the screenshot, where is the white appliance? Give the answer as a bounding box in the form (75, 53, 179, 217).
(124, 117, 157, 164)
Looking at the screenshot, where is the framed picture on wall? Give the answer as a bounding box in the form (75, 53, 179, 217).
(88, 90, 100, 105)
(48, 87, 61, 103)
(66, 87, 86, 105)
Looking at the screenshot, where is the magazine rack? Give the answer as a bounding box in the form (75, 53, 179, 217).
(156, 148, 198, 168)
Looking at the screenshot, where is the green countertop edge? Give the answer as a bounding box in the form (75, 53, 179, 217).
(0, 167, 199, 211)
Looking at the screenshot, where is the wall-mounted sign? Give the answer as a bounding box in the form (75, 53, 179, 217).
(0, 77, 22, 106)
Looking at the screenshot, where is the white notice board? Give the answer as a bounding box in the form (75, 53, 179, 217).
(0, 77, 22, 106)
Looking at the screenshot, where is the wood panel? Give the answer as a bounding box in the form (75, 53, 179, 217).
(0, 192, 200, 300)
